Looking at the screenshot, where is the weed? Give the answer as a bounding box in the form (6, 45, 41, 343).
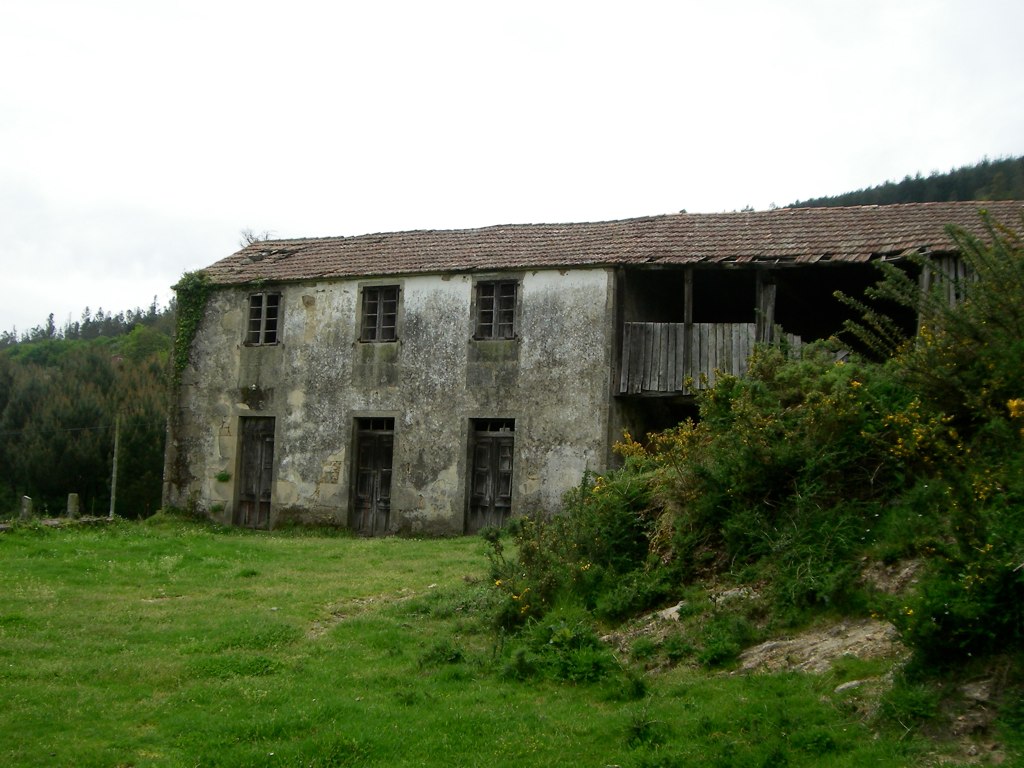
(626, 705, 669, 748)
(602, 668, 648, 702)
(877, 678, 941, 731)
(500, 647, 537, 681)
(418, 637, 465, 667)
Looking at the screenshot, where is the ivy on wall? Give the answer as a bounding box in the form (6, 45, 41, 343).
(171, 271, 213, 386)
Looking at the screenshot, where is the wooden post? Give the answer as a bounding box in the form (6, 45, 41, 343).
(683, 268, 693, 388)
(917, 262, 931, 335)
(109, 413, 120, 519)
(755, 271, 777, 344)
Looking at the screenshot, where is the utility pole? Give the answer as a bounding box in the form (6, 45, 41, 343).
(109, 413, 120, 519)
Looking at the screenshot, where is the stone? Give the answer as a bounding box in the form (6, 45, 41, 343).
(657, 602, 685, 621)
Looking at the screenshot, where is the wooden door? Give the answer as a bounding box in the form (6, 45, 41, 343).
(236, 417, 275, 529)
(352, 418, 394, 536)
(467, 419, 514, 533)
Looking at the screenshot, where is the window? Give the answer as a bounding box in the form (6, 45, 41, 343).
(467, 418, 515, 532)
(246, 292, 281, 345)
(352, 417, 394, 536)
(475, 280, 517, 339)
(360, 286, 399, 342)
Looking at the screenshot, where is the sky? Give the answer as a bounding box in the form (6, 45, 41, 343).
(2, 0, 1023, 336)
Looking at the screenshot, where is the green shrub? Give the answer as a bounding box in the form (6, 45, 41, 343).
(661, 632, 695, 664)
(888, 415, 1024, 663)
(524, 609, 617, 683)
(485, 466, 661, 626)
(869, 480, 951, 562)
(894, 554, 1024, 665)
(496, 608, 619, 685)
(630, 636, 658, 663)
(595, 568, 674, 622)
(697, 612, 755, 668)
(483, 213, 1024, 683)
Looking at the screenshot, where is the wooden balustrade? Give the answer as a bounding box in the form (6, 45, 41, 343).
(619, 322, 802, 394)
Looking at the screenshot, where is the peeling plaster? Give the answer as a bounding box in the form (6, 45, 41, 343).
(165, 270, 615, 532)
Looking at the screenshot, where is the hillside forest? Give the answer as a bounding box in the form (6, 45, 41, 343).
(0, 304, 174, 517)
(0, 155, 1021, 521)
(789, 155, 1024, 207)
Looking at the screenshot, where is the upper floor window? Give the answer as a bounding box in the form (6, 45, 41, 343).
(360, 285, 399, 342)
(246, 292, 281, 345)
(475, 280, 517, 340)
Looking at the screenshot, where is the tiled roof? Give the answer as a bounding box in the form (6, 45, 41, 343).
(202, 201, 1024, 286)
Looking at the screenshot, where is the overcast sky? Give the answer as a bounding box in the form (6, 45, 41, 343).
(2, 0, 1022, 335)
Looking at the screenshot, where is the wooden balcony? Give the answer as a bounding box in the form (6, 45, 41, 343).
(619, 322, 802, 395)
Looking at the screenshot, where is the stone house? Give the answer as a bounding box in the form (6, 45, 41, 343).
(162, 201, 1022, 533)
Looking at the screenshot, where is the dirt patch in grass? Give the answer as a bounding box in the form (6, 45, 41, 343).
(306, 586, 421, 639)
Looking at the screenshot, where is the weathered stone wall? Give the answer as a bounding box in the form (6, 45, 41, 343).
(164, 268, 615, 532)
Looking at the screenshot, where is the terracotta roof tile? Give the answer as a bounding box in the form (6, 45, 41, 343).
(201, 201, 1024, 286)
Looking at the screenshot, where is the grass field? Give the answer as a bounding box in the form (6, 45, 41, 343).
(0, 517, 976, 767)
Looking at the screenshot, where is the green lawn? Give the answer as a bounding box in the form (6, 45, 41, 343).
(0, 518, 962, 767)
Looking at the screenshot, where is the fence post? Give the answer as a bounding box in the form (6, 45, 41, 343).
(109, 413, 120, 519)
(67, 493, 80, 519)
(20, 496, 32, 521)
